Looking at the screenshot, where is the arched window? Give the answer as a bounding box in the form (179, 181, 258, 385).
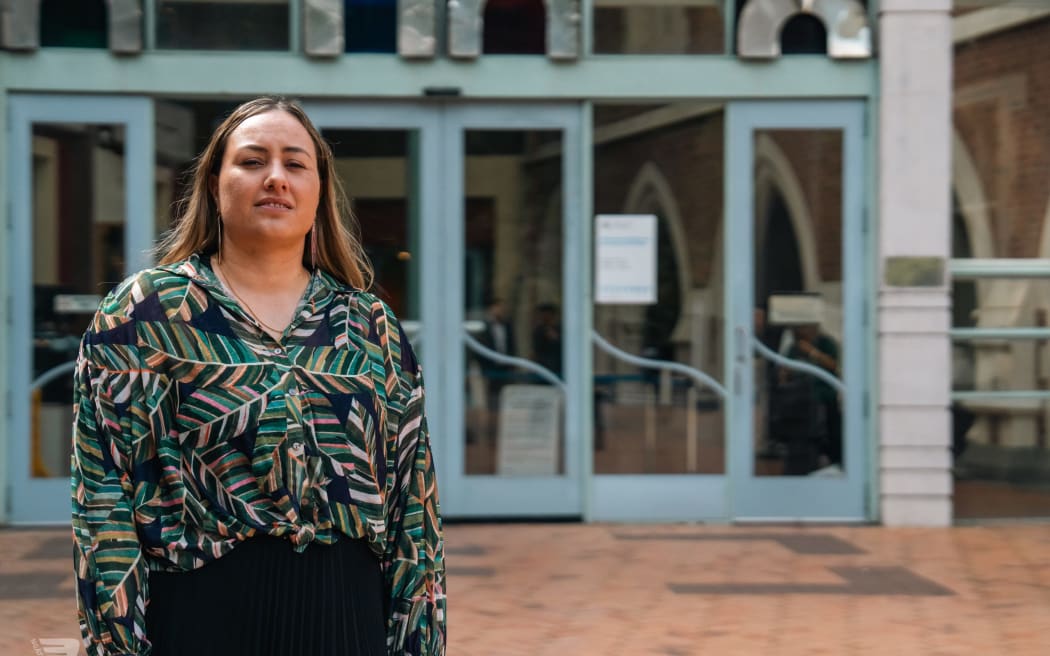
(735, 0, 870, 58)
(483, 0, 546, 54)
(756, 188, 805, 306)
(642, 202, 683, 360)
(621, 164, 691, 361)
(156, 1, 290, 50)
(779, 13, 827, 55)
(344, 0, 397, 53)
(41, 0, 107, 48)
(951, 194, 977, 329)
(951, 194, 977, 394)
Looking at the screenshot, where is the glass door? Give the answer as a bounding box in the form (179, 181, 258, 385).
(727, 100, 868, 520)
(589, 101, 730, 521)
(306, 103, 583, 518)
(442, 105, 585, 517)
(7, 95, 155, 523)
(302, 102, 447, 495)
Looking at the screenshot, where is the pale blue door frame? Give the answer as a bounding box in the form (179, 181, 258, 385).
(303, 102, 450, 501)
(442, 104, 585, 517)
(726, 100, 868, 520)
(589, 100, 871, 523)
(4, 95, 869, 524)
(6, 94, 155, 523)
(304, 102, 586, 518)
(3, 98, 584, 523)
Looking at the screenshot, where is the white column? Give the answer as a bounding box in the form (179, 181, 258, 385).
(878, 0, 954, 526)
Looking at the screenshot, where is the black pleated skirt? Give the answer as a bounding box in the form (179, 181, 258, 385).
(145, 536, 386, 656)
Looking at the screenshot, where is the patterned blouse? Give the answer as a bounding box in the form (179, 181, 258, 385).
(71, 254, 445, 655)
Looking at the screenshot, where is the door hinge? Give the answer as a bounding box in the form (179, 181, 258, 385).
(4, 478, 13, 518)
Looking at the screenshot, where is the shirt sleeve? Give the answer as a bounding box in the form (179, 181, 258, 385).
(381, 329, 447, 655)
(72, 320, 150, 656)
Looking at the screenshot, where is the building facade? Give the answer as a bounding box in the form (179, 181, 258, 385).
(0, 0, 1045, 527)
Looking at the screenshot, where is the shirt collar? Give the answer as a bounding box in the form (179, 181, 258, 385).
(162, 253, 354, 291)
(157, 253, 357, 321)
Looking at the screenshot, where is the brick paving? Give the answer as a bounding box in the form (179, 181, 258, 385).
(3, 523, 1050, 655)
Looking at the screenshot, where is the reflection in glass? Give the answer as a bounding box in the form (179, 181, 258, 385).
(156, 0, 290, 50)
(951, 206, 1050, 517)
(463, 130, 565, 476)
(592, 103, 726, 475)
(593, 0, 724, 55)
(952, 396, 1050, 519)
(152, 101, 189, 238)
(324, 129, 419, 321)
(31, 123, 127, 478)
(951, 16, 1050, 519)
(752, 129, 844, 477)
(953, 16, 1049, 263)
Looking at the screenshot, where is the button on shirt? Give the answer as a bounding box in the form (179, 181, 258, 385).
(71, 254, 446, 656)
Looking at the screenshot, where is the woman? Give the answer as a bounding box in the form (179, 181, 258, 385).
(71, 97, 445, 656)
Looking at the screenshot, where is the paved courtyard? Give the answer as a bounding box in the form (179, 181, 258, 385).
(2, 523, 1049, 655)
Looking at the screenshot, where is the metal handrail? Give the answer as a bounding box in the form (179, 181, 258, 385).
(948, 259, 1050, 401)
(399, 320, 423, 351)
(591, 330, 727, 398)
(30, 361, 77, 392)
(462, 331, 566, 392)
(751, 337, 846, 395)
(952, 390, 1050, 402)
(951, 327, 1050, 340)
(950, 258, 1050, 279)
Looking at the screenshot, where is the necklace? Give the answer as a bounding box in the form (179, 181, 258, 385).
(213, 258, 303, 336)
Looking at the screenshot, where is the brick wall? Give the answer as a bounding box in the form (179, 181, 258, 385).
(954, 17, 1050, 258)
(593, 111, 724, 287)
(765, 130, 844, 284)
(588, 111, 843, 292)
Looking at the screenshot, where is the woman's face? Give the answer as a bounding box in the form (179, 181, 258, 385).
(212, 110, 321, 255)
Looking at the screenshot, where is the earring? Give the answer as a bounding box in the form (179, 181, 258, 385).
(217, 213, 224, 261)
(310, 221, 319, 270)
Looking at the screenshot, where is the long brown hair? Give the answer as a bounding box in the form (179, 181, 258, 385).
(156, 96, 372, 290)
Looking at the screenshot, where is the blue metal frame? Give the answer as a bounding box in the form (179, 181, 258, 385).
(7, 94, 154, 524)
(0, 0, 885, 526)
(726, 99, 868, 521)
(303, 102, 585, 518)
(300, 101, 449, 500)
(0, 51, 875, 100)
(443, 104, 584, 517)
(588, 330, 730, 522)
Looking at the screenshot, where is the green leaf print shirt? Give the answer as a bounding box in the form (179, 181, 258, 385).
(71, 254, 446, 655)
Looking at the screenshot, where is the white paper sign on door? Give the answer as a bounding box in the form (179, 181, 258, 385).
(594, 214, 657, 304)
(496, 384, 561, 476)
